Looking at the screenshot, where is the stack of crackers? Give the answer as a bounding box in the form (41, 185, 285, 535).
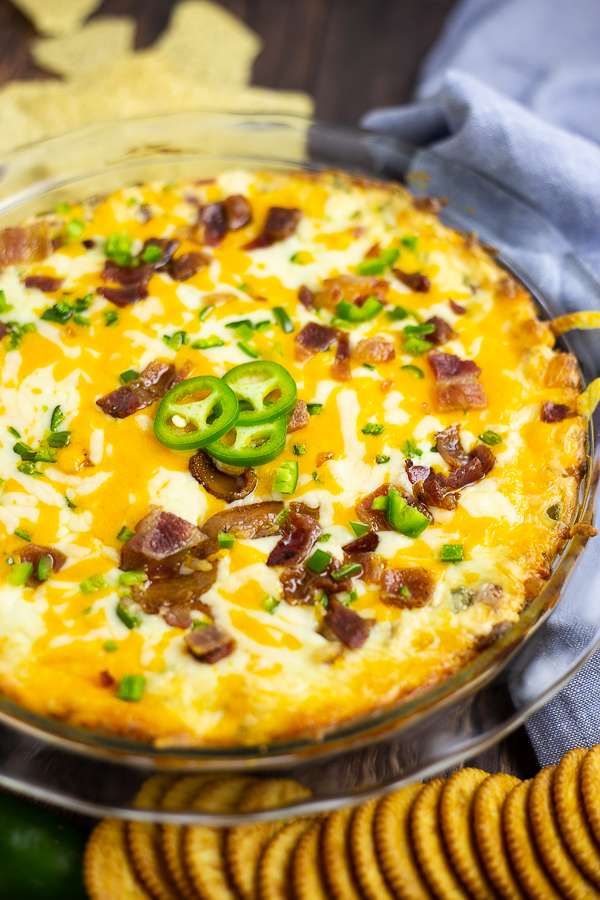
(84, 744, 600, 900)
(0, 0, 313, 156)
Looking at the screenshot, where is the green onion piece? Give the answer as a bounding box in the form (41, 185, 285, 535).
(80, 575, 106, 594)
(7, 562, 33, 586)
(403, 323, 435, 336)
(104, 310, 119, 326)
(119, 570, 147, 586)
(14, 527, 31, 541)
(0, 290, 13, 313)
(218, 532, 235, 549)
(65, 496, 76, 509)
(105, 231, 134, 267)
(350, 521, 369, 537)
(117, 674, 145, 702)
(362, 423, 385, 435)
(225, 319, 253, 329)
(254, 320, 271, 332)
(371, 496, 388, 511)
(236, 322, 255, 343)
(479, 430, 504, 446)
(73, 315, 90, 327)
(13, 441, 37, 461)
(400, 364, 424, 378)
(261, 597, 280, 614)
(103, 640, 118, 651)
(318, 533, 332, 543)
(307, 403, 323, 416)
(192, 620, 208, 630)
(55, 202, 70, 215)
(386, 487, 430, 539)
(116, 604, 141, 629)
(37, 555, 52, 582)
(348, 588, 358, 602)
(119, 369, 139, 385)
(273, 460, 299, 495)
(276, 509, 290, 527)
(17, 462, 41, 478)
(238, 341, 259, 359)
(65, 219, 85, 239)
(312, 471, 322, 484)
(192, 336, 226, 350)
(7, 426, 20, 438)
(198, 304, 215, 321)
(441, 544, 464, 563)
(46, 430, 70, 448)
(401, 235, 418, 251)
(163, 331, 188, 351)
(293, 444, 306, 456)
(238, 283, 249, 292)
(141, 245, 162, 263)
(273, 306, 294, 334)
(403, 337, 433, 355)
(332, 563, 362, 581)
(117, 526, 135, 543)
(376, 454, 390, 464)
(402, 439, 422, 458)
(305, 549, 332, 574)
(73, 294, 93, 311)
(400, 585, 411, 598)
(41, 301, 72, 324)
(362, 363, 376, 371)
(356, 259, 385, 276)
(336, 295, 383, 322)
(380, 247, 400, 266)
(34, 445, 57, 464)
(387, 305, 411, 321)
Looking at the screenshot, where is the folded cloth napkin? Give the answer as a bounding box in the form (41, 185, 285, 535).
(362, 72, 600, 765)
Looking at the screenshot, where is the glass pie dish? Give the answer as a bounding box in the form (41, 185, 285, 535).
(0, 111, 598, 824)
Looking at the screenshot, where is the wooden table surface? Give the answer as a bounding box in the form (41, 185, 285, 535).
(0, 0, 540, 783)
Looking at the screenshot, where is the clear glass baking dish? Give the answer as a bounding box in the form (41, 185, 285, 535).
(0, 111, 598, 823)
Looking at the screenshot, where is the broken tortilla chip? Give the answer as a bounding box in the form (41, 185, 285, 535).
(9, 0, 103, 36)
(32, 17, 136, 79)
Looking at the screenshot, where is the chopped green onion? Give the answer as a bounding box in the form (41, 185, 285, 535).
(119, 570, 147, 586)
(350, 521, 369, 537)
(41, 301, 72, 324)
(273, 460, 299, 495)
(357, 248, 399, 275)
(116, 603, 141, 629)
(103, 640, 118, 651)
(117, 526, 135, 543)
(65, 496, 76, 509)
(0, 290, 13, 313)
(386, 487, 430, 539)
(402, 439, 422, 458)
(104, 310, 119, 326)
(403, 336, 433, 355)
(400, 364, 424, 378)
(55, 202, 70, 215)
(46, 430, 71, 448)
(117, 674, 145, 702)
(331, 563, 362, 581)
(73, 315, 90, 327)
(238, 341, 259, 359)
(362, 363, 376, 371)
(141, 244, 162, 263)
(441, 544, 464, 563)
(401, 235, 418, 251)
(17, 462, 41, 478)
(254, 320, 271, 332)
(400, 585, 411, 598)
(273, 306, 294, 334)
(312, 471, 322, 484)
(65, 219, 85, 239)
(293, 444, 306, 456)
(13, 441, 37, 461)
(387, 305, 411, 321)
(105, 231, 134, 267)
(318, 533, 332, 543)
(119, 369, 139, 385)
(348, 588, 359, 603)
(225, 319, 253, 329)
(336, 295, 383, 322)
(305, 549, 331, 574)
(237, 283, 249, 292)
(362, 423, 385, 435)
(276, 509, 290, 527)
(192, 336, 226, 350)
(479, 431, 504, 446)
(236, 322, 255, 343)
(307, 403, 323, 416)
(37, 555, 52, 582)
(371, 496, 388, 511)
(80, 575, 106, 594)
(403, 323, 435, 336)
(14, 527, 31, 542)
(50, 405, 65, 432)
(218, 532, 235, 549)
(7, 426, 21, 438)
(198, 304, 215, 321)
(73, 294, 93, 311)
(7, 562, 32, 586)
(261, 597, 280, 614)
(34, 446, 57, 464)
(163, 331, 188, 351)
(192, 620, 208, 630)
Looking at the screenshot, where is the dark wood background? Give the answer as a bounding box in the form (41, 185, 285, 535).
(0, 0, 540, 789)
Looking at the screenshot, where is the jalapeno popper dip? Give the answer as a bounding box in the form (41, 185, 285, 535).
(0, 170, 596, 746)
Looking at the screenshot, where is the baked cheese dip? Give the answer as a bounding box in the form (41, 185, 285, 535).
(0, 169, 595, 747)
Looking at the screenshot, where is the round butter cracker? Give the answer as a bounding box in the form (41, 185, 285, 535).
(554, 747, 600, 889)
(374, 784, 433, 900)
(582, 746, 600, 850)
(503, 779, 562, 900)
(258, 818, 315, 900)
(292, 819, 330, 900)
(350, 799, 395, 900)
(85, 818, 153, 900)
(472, 773, 526, 900)
(410, 779, 470, 900)
(127, 774, 182, 900)
(322, 807, 363, 900)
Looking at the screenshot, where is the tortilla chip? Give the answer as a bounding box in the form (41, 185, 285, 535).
(555, 748, 600, 888)
(153, 0, 262, 87)
(32, 17, 136, 79)
(9, 0, 103, 36)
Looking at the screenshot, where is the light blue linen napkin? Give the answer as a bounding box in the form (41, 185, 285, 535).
(361, 71, 600, 765)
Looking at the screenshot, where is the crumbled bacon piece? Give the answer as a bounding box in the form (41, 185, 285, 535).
(0, 322, 12, 340)
(280, 557, 352, 605)
(392, 268, 431, 293)
(295, 322, 338, 361)
(353, 337, 395, 365)
(100, 671, 115, 688)
(411, 444, 495, 511)
(23, 274, 63, 293)
(405, 461, 431, 485)
(169, 252, 210, 281)
(200, 202, 227, 246)
(185, 624, 236, 663)
(0, 222, 56, 268)
(435, 423, 469, 469)
(18, 544, 66, 584)
(450, 300, 466, 315)
(224, 195, 251, 231)
(298, 285, 314, 310)
(97, 284, 149, 307)
(380, 378, 393, 394)
(342, 532, 379, 554)
(413, 196, 447, 215)
(349, 552, 386, 585)
(428, 351, 487, 411)
(425, 316, 456, 345)
(244, 207, 302, 250)
(318, 274, 388, 312)
(97, 359, 181, 419)
(324, 597, 372, 649)
(287, 400, 309, 433)
(541, 401, 576, 423)
(267, 508, 321, 568)
(380, 567, 435, 608)
(331, 331, 352, 382)
(121, 509, 205, 572)
(102, 260, 153, 286)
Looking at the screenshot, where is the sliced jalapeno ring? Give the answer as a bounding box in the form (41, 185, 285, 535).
(205, 416, 287, 467)
(223, 361, 296, 426)
(154, 375, 239, 451)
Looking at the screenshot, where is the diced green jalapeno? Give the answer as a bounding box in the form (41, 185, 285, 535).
(37, 555, 52, 582)
(117, 526, 135, 543)
(116, 603, 141, 629)
(7, 562, 33, 586)
(479, 431, 504, 446)
(335, 295, 383, 322)
(104, 640, 118, 651)
(198, 304, 215, 321)
(401, 235, 418, 251)
(403, 337, 433, 355)
(238, 341, 259, 358)
(307, 403, 323, 416)
(46, 431, 71, 448)
(119, 570, 147, 586)
(386, 487, 430, 539)
(261, 597, 280, 614)
(273, 460, 298, 494)
(441, 544, 464, 562)
(376, 454, 390, 464)
(273, 306, 294, 334)
(104, 310, 118, 326)
(223, 361, 297, 426)
(293, 444, 306, 456)
(404, 323, 435, 336)
(305, 549, 331, 574)
(331, 563, 362, 581)
(141, 244, 162, 263)
(120, 369, 139, 384)
(350, 521, 369, 537)
(80, 575, 106, 594)
(371, 496, 388, 511)
(154, 375, 239, 452)
(193, 336, 226, 350)
(117, 674, 145, 702)
(14, 527, 30, 541)
(218, 532, 235, 549)
(387, 305, 411, 321)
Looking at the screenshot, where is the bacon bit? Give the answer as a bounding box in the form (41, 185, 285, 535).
(413, 196, 448, 215)
(244, 207, 302, 250)
(392, 268, 431, 293)
(121, 510, 205, 572)
(223, 195, 251, 231)
(435, 423, 469, 469)
(381, 567, 435, 608)
(380, 378, 393, 394)
(411, 444, 495, 511)
(267, 508, 321, 568)
(0, 222, 56, 268)
(318, 274, 388, 312)
(185, 624, 236, 663)
(424, 315, 456, 345)
(428, 351, 487, 411)
(541, 401, 576, 423)
(449, 300, 466, 315)
(23, 274, 63, 293)
(497, 276, 518, 298)
(202, 501, 284, 555)
(570, 523, 598, 538)
(82, 239, 95, 250)
(100, 671, 115, 688)
(331, 331, 352, 382)
(316, 452, 333, 468)
(324, 597, 372, 649)
(200, 202, 227, 246)
(97, 359, 180, 418)
(287, 400, 309, 433)
(295, 322, 338, 361)
(354, 337, 396, 365)
(405, 461, 431, 485)
(169, 252, 210, 281)
(348, 551, 386, 585)
(18, 544, 66, 584)
(97, 283, 148, 307)
(101, 259, 152, 286)
(0, 322, 12, 340)
(298, 285, 314, 310)
(342, 532, 379, 554)
(162, 607, 194, 629)
(365, 243, 380, 258)
(189, 450, 257, 503)
(280, 557, 351, 605)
